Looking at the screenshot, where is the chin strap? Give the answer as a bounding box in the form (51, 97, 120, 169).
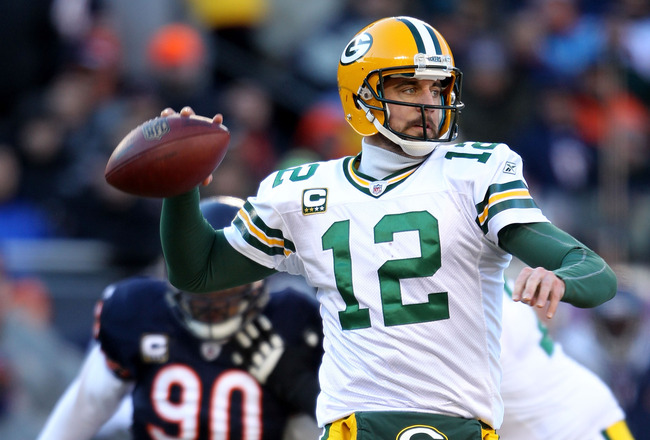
(372, 115, 442, 157)
(358, 99, 443, 157)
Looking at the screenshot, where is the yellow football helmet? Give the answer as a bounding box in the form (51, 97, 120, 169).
(338, 16, 464, 156)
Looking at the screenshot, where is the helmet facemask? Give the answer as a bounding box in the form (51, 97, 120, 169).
(355, 66, 464, 156)
(170, 281, 267, 342)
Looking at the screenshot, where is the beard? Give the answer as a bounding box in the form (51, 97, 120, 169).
(399, 114, 438, 140)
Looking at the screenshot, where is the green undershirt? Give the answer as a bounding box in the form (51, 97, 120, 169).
(161, 189, 616, 307)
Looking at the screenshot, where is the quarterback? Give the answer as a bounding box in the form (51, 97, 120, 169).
(158, 16, 616, 440)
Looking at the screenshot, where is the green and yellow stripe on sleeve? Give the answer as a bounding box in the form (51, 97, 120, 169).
(233, 201, 296, 257)
(475, 181, 539, 234)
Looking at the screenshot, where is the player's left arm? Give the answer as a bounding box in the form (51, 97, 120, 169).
(36, 344, 132, 440)
(499, 222, 616, 318)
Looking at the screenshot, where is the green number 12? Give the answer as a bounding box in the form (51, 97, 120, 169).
(322, 211, 449, 330)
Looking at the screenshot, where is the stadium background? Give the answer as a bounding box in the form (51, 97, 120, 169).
(0, 0, 649, 437)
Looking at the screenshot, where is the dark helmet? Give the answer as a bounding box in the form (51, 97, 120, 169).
(171, 196, 267, 341)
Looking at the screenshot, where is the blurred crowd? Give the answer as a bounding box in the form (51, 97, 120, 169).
(0, 0, 650, 437)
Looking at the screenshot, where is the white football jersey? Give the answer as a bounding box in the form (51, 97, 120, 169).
(223, 141, 548, 428)
(499, 287, 625, 439)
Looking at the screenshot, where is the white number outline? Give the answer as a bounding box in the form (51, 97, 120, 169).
(146, 365, 263, 440)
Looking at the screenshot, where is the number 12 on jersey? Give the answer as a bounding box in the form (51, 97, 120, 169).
(322, 211, 450, 330)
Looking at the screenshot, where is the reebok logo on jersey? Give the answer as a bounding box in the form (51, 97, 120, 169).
(140, 333, 169, 363)
(503, 161, 516, 174)
(303, 188, 327, 215)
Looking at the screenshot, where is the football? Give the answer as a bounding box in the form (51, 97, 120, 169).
(105, 114, 230, 197)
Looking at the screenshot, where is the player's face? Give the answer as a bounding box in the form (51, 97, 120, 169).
(382, 77, 443, 140)
(183, 285, 251, 324)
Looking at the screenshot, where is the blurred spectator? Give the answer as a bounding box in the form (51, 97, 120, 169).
(534, 0, 608, 83)
(293, 97, 361, 160)
(0, 257, 84, 439)
(13, 103, 76, 233)
(200, 155, 258, 200)
(557, 287, 650, 414)
(512, 81, 595, 192)
(32, 29, 125, 195)
(291, 0, 420, 92)
(217, 79, 284, 181)
(457, 36, 532, 145)
(505, 7, 548, 82)
(0, 144, 55, 243)
(61, 156, 162, 273)
(627, 354, 650, 438)
(0, 0, 64, 122)
(573, 62, 649, 185)
(92, 0, 189, 86)
(145, 22, 220, 117)
(186, 0, 270, 75)
(612, 0, 650, 105)
(509, 79, 598, 244)
(254, 0, 344, 66)
(572, 61, 650, 261)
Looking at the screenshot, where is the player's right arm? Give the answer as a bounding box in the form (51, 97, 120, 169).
(161, 188, 276, 292)
(158, 106, 276, 293)
(36, 344, 132, 440)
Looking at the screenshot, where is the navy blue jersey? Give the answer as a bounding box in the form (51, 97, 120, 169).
(96, 276, 322, 440)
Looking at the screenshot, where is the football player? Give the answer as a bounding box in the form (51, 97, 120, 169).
(36, 196, 323, 439)
(498, 282, 634, 439)
(158, 16, 616, 440)
(238, 280, 635, 440)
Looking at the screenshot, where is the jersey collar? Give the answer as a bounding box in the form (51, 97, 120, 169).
(343, 154, 420, 198)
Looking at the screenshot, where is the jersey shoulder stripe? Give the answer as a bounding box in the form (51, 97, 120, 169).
(233, 201, 296, 257)
(476, 180, 539, 233)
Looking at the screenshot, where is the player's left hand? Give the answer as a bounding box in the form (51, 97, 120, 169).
(232, 315, 285, 384)
(512, 266, 565, 319)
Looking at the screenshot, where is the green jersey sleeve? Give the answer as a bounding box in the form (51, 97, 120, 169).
(160, 189, 276, 292)
(498, 222, 616, 308)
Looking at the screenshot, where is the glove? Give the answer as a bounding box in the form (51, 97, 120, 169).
(232, 314, 322, 416)
(232, 315, 285, 384)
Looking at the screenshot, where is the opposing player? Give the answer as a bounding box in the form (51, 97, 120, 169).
(499, 282, 634, 439)
(158, 16, 616, 439)
(36, 196, 323, 440)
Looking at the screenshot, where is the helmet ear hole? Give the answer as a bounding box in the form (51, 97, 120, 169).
(358, 86, 373, 101)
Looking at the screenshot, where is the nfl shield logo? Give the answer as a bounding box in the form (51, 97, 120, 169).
(142, 118, 170, 140)
(371, 181, 387, 197)
(201, 341, 222, 361)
